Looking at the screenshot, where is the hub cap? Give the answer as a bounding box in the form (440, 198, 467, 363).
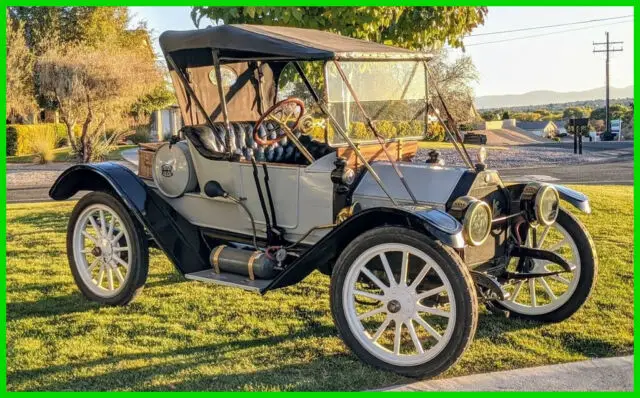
(500, 222, 581, 314)
(72, 204, 132, 297)
(343, 244, 457, 366)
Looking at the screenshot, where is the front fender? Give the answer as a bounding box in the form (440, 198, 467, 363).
(553, 185, 591, 214)
(264, 207, 464, 292)
(50, 162, 210, 274)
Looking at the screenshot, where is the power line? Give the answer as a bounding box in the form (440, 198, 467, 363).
(465, 19, 632, 47)
(469, 14, 633, 37)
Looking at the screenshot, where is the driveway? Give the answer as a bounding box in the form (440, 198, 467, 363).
(381, 356, 633, 391)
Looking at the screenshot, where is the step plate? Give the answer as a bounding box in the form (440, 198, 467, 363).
(185, 269, 272, 292)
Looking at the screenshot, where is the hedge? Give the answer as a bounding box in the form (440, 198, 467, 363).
(308, 119, 445, 143)
(6, 124, 81, 156)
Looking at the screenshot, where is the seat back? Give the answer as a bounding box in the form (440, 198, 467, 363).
(183, 122, 335, 165)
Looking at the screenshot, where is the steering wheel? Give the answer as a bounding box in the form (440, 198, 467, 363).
(253, 98, 305, 146)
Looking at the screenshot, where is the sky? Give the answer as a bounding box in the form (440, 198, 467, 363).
(129, 6, 634, 97)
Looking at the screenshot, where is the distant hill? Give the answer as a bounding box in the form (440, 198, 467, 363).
(475, 85, 633, 109)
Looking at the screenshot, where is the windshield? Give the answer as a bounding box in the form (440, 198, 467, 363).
(325, 61, 428, 144)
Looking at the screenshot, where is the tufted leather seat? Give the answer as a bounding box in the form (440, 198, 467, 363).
(182, 122, 334, 165)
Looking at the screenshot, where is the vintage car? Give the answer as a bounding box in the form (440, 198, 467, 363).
(50, 25, 597, 378)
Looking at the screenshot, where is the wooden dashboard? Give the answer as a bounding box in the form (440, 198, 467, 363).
(336, 140, 418, 169)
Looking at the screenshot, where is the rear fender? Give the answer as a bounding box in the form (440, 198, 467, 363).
(49, 162, 210, 274)
(264, 207, 464, 291)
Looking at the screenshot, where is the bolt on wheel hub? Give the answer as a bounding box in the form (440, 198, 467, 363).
(387, 299, 402, 313)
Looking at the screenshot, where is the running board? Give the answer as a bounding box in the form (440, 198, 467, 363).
(185, 269, 273, 293)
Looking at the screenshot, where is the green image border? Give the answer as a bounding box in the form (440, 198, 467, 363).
(1, 1, 636, 393)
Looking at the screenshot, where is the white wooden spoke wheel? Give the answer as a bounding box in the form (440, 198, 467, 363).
(343, 244, 457, 366)
(67, 192, 149, 306)
(495, 209, 597, 322)
(331, 227, 477, 378)
(73, 204, 132, 297)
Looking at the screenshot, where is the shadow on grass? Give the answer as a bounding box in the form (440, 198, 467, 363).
(9, 211, 69, 231)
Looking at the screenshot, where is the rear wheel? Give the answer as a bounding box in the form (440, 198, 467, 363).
(67, 191, 149, 305)
(494, 208, 597, 322)
(330, 227, 477, 378)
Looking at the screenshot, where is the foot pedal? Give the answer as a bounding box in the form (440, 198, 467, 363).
(185, 269, 273, 293)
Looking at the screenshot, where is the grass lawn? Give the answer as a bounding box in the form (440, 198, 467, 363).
(6, 185, 633, 391)
(7, 145, 136, 164)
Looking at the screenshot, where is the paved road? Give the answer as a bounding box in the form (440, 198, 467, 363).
(381, 356, 633, 391)
(500, 159, 633, 185)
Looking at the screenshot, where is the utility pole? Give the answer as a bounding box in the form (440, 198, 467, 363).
(593, 32, 623, 136)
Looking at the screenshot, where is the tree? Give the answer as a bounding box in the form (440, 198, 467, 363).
(501, 111, 510, 120)
(563, 106, 590, 119)
(36, 44, 162, 162)
(428, 50, 479, 124)
(590, 104, 630, 122)
(6, 11, 36, 122)
(191, 7, 488, 49)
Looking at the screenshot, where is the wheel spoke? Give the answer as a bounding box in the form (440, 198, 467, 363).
(379, 253, 396, 287)
(113, 255, 130, 270)
(548, 238, 568, 252)
(107, 217, 115, 239)
(113, 247, 129, 252)
(528, 278, 537, 307)
(399, 251, 409, 286)
(95, 265, 105, 288)
(413, 315, 442, 341)
(416, 285, 446, 300)
(82, 230, 99, 246)
(410, 263, 432, 289)
(538, 277, 557, 300)
(99, 210, 107, 235)
(88, 215, 101, 236)
(536, 225, 551, 248)
(358, 306, 386, 320)
(549, 274, 571, 285)
(361, 268, 388, 292)
(416, 304, 450, 318)
(111, 230, 124, 244)
(353, 289, 385, 302)
(87, 258, 100, 272)
(393, 321, 402, 355)
(107, 268, 114, 290)
(371, 317, 391, 342)
(114, 267, 126, 283)
(406, 320, 424, 354)
(510, 280, 524, 302)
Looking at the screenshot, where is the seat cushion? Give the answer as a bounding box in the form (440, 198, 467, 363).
(183, 122, 334, 165)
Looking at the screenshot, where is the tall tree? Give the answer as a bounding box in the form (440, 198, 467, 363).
(6, 11, 36, 122)
(36, 44, 162, 162)
(191, 7, 488, 49)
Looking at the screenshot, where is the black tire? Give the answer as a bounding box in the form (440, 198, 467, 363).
(493, 208, 597, 322)
(67, 191, 149, 306)
(330, 226, 478, 378)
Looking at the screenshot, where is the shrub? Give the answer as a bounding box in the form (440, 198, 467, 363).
(424, 121, 445, 142)
(349, 122, 370, 139)
(128, 125, 152, 144)
(29, 128, 57, 164)
(6, 123, 80, 156)
(6, 126, 18, 156)
(374, 120, 397, 138)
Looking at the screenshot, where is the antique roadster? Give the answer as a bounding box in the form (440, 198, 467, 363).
(50, 25, 597, 378)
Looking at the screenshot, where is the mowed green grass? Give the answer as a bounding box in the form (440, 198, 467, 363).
(6, 185, 633, 391)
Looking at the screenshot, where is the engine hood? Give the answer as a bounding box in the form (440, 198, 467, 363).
(351, 161, 480, 209)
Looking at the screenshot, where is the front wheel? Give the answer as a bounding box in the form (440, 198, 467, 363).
(493, 208, 597, 322)
(330, 227, 478, 378)
(67, 191, 149, 306)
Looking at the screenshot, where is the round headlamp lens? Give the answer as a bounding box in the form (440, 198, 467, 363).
(464, 201, 492, 246)
(536, 185, 560, 225)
